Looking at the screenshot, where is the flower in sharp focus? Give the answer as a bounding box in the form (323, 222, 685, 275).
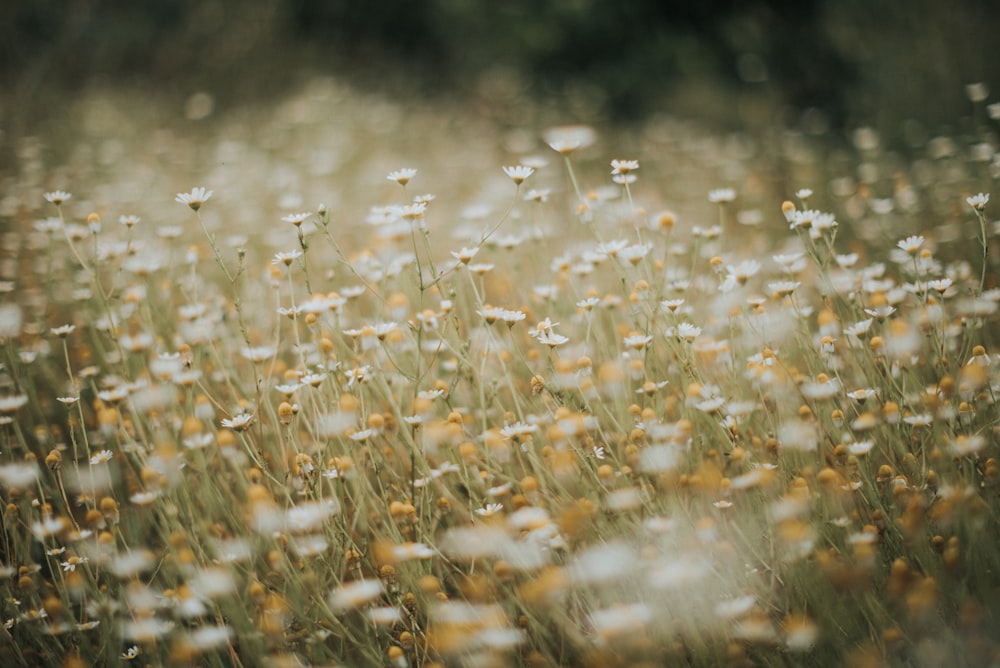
(502, 165, 535, 185)
(175, 187, 213, 211)
(44, 190, 72, 205)
(967, 193, 989, 211)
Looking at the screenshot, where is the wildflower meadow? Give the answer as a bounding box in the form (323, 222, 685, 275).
(1, 81, 999, 667)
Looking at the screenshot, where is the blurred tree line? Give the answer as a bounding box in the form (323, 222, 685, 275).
(1, 0, 998, 140)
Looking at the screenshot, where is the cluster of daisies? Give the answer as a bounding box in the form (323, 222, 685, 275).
(0, 86, 998, 667)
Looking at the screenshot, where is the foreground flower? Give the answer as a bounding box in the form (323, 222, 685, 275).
(175, 187, 213, 211)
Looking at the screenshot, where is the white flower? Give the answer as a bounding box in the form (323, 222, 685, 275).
(903, 413, 933, 427)
(835, 253, 859, 268)
(349, 428, 378, 442)
(221, 413, 254, 431)
(451, 246, 480, 264)
(500, 309, 527, 325)
(51, 324, 76, 338)
(928, 277, 953, 294)
(967, 192, 989, 211)
(536, 331, 569, 348)
(660, 298, 685, 313)
(89, 450, 113, 465)
(119, 215, 140, 228)
(623, 333, 653, 350)
(724, 260, 762, 287)
(175, 187, 213, 211)
(543, 125, 596, 154)
(847, 440, 874, 456)
(272, 250, 303, 266)
(345, 365, 373, 387)
(241, 346, 276, 362)
(387, 168, 417, 186)
(282, 212, 312, 226)
(610, 159, 639, 175)
(671, 323, 702, 342)
(500, 422, 539, 439)
(44, 191, 72, 205)
(475, 503, 504, 517)
(795, 188, 813, 200)
(897, 235, 924, 254)
(61, 556, 89, 571)
(0, 395, 29, 413)
(708, 188, 736, 203)
(523, 189, 549, 203)
(502, 165, 535, 185)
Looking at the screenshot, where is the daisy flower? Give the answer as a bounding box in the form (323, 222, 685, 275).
(387, 168, 417, 186)
(221, 414, 254, 431)
(967, 192, 989, 211)
(610, 159, 639, 175)
(44, 191, 72, 205)
(175, 187, 213, 211)
(90, 450, 113, 465)
(897, 235, 924, 254)
(708, 188, 736, 203)
(502, 165, 535, 185)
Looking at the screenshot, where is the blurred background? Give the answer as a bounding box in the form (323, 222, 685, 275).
(1, 0, 998, 151)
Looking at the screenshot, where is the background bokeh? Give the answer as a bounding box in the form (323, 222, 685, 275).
(2, 0, 998, 146)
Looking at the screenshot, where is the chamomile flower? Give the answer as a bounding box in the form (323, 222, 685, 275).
(543, 125, 596, 154)
(708, 188, 736, 203)
(967, 193, 990, 211)
(89, 450, 113, 465)
(44, 190, 72, 205)
(387, 168, 417, 186)
(282, 212, 312, 226)
(175, 187, 213, 211)
(897, 235, 925, 254)
(502, 165, 535, 185)
(221, 413, 254, 431)
(610, 159, 639, 175)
